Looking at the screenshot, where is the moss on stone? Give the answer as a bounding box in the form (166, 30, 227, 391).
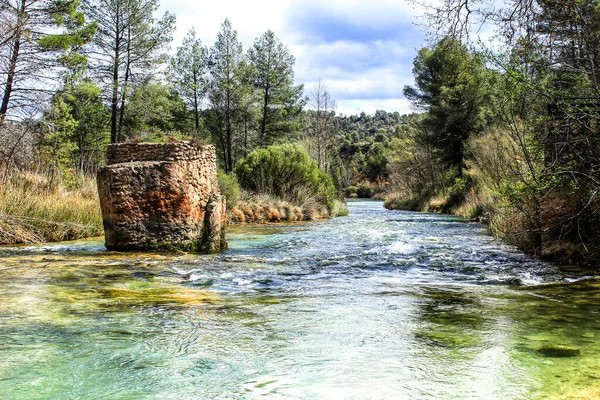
(137, 240, 205, 253)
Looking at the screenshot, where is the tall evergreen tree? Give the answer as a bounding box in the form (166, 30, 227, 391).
(247, 30, 304, 146)
(237, 61, 260, 158)
(404, 37, 490, 176)
(170, 28, 208, 136)
(84, 0, 175, 143)
(43, 93, 77, 184)
(206, 19, 245, 172)
(0, 0, 96, 124)
(63, 79, 109, 173)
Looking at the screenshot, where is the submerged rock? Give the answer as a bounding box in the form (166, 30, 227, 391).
(97, 142, 227, 253)
(537, 344, 581, 358)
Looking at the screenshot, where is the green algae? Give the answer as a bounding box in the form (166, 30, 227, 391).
(103, 281, 216, 306)
(537, 345, 581, 358)
(413, 287, 490, 348)
(503, 281, 600, 399)
(404, 282, 600, 399)
(413, 328, 482, 348)
(0, 253, 219, 328)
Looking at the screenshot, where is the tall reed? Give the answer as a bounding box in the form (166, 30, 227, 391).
(0, 172, 103, 244)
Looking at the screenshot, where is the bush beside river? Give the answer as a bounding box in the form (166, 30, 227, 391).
(220, 143, 348, 224)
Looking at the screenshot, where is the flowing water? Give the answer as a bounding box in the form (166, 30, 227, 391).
(0, 200, 599, 399)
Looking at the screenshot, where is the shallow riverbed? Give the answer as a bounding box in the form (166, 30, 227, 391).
(0, 200, 598, 399)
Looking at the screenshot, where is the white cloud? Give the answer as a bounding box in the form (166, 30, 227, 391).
(336, 98, 413, 116)
(288, 0, 422, 29)
(162, 0, 293, 47)
(159, 0, 426, 116)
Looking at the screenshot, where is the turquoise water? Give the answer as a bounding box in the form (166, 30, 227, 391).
(0, 200, 598, 399)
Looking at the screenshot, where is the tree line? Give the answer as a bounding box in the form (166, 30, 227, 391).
(1, 0, 338, 179)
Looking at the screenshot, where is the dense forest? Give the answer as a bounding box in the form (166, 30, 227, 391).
(1, 0, 599, 266)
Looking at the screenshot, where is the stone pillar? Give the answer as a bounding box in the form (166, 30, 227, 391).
(97, 142, 227, 253)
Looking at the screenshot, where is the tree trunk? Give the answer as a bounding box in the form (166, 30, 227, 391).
(117, 63, 131, 141)
(110, 58, 120, 143)
(225, 83, 233, 172)
(260, 84, 270, 146)
(117, 24, 133, 142)
(110, 9, 121, 144)
(226, 125, 233, 172)
(218, 122, 228, 173)
(193, 72, 200, 135)
(317, 113, 322, 169)
(0, 0, 26, 124)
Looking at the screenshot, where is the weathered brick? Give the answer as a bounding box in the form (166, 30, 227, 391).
(97, 142, 227, 253)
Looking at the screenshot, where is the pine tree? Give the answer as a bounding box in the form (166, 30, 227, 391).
(84, 0, 175, 143)
(170, 28, 208, 136)
(206, 19, 245, 172)
(0, 0, 96, 123)
(43, 94, 77, 184)
(247, 30, 304, 146)
(404, 37, 490, 177)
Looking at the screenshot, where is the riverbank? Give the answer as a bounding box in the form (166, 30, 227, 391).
(0, 173, 103, 245)
(382, 184, 593, 267)
(0, 171, 348, 246)
(228, 195, 348, 224)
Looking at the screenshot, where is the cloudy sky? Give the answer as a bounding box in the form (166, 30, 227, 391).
(159, 0, 428, 116)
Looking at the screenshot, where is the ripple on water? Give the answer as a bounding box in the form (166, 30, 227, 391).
(0, 200, 598, 399)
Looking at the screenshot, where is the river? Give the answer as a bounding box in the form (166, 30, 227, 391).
(0, 200, 598, 399)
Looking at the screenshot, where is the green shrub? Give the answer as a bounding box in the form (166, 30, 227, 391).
(235, 143, 337, 206)
(217, 170, 241, 209)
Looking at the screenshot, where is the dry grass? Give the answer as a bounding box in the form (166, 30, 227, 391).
(423, 195, 448, 213)
(383, 191, 422, 211)
(228, 191, 347, 224)
(0, 172, 103, 245)
(228, 193, 306, 224)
